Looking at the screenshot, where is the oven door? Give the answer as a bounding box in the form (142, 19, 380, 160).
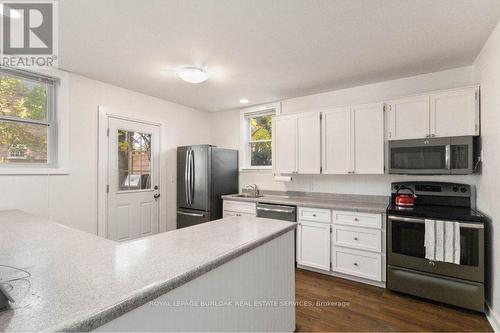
(389, 138, 451, 174)
(388, 215, 484, 282)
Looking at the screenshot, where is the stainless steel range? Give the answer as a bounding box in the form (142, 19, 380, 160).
(387, 181, 485, 312)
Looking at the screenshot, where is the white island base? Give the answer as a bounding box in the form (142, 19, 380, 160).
(97, 231, 295, 332)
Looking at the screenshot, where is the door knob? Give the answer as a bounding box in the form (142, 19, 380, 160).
(154, 193, 160, 199)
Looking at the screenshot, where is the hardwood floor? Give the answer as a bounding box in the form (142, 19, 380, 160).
(295, 268, 492, 332)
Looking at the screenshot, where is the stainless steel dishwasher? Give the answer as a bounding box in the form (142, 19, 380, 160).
(256, 203, 297, 262)
(256, 203, 297, 222)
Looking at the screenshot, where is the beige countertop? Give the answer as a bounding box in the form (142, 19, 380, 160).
(0, 210, 295, 332)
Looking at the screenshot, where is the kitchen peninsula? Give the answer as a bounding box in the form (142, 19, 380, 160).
(0, 210, 295, 332)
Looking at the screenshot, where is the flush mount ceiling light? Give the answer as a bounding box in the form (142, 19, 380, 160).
(239, 98, 249, 104)
(176, 67, 209, 84)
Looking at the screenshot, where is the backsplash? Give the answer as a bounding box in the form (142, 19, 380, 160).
(239, 172, 480, 196)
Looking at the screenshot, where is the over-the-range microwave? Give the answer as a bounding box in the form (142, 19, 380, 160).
(389, 136, 479, 175)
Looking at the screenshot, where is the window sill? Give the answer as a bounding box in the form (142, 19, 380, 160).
(0, 167, 69, 175)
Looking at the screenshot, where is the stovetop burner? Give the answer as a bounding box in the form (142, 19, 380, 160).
(387, 181, 486, 223)
(387, 202, 485, 222)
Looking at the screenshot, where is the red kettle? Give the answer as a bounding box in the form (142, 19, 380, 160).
(395, 187, 417, 207)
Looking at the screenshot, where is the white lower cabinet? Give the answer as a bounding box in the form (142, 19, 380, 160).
(297, 207, 385, 285)
(222, 200, 256, 218)
(296, 207, 331, 271)
(332, 225, 382, 253)
(331, 246, 382, 281)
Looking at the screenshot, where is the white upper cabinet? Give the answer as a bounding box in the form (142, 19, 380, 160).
(322, 107, 351, 174)
(430, 87, 479, 137)
(322, 104, 384, 175)
(273, 115, 297, 174)
(386, 86, 479, 140)
(352, 103, 384, 174)
(386, 95, 429, 140)
(273, 112, 321, 174)
(297, 112, 321, 174)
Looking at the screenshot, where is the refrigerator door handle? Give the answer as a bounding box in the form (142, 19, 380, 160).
(189, 149, 195, 205)
(177, 210, 205, 217)
(185, 149, 190, 205)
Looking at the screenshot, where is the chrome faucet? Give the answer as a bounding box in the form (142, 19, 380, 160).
(245, 184, 260, 197)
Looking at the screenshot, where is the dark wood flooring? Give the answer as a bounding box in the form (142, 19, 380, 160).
(295, 268, 492, 332)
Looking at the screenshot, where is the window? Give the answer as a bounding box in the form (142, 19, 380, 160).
(241, 104, 279, 169)
(0, 68, 57, 166)
(117, 129, 152, 191)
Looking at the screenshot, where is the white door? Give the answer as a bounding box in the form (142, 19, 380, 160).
(297, 221, 331, 271)
(107, 117, 160, 241)
(352, 103, 384, 174)
(386, 95, 430, 140)
(430, 87, 479, 137)
(297, 112, 321, 174)
(273, 115, 297, 174)
(321, 107, 351, 174)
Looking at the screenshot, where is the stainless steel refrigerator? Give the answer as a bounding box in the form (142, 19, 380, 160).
(177, 145, 238, 228)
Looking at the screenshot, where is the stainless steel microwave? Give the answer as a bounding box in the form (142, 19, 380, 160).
(389, 136, 477, 175)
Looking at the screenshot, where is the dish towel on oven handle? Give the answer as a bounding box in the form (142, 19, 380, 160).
(425, 219, 461, 264)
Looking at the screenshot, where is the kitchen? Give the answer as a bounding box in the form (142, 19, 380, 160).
(1, 1, 500, 332)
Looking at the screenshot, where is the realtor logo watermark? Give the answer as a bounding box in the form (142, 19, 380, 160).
(0, 0, 58, 67)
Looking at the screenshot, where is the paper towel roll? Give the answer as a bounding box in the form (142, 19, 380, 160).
(274, 176, 292, 182)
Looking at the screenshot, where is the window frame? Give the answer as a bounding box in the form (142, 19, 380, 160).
(0, 66, 69, 175)
(240, 102, 281, 171)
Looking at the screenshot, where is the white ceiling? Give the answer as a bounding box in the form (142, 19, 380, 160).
(59, 0, 500, 112)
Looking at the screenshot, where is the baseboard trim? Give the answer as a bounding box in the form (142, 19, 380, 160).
(487, 303, 500, 332)
(296, 264, 386, 288)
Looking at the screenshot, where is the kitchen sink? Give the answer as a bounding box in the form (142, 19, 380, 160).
(233, 194, 263, 198)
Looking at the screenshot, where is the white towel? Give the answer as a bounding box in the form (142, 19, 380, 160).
(425, 219, 461, 264)
(435, 220, 444, 261)
(453, 222, 461, 265)
(424, 219, 435, 259)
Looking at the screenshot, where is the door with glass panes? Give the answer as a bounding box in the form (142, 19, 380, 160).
(107, 117, 160, 241)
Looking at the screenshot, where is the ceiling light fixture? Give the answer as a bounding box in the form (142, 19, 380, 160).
(176, 67, 209, 84)
(239, 98, 249, 104)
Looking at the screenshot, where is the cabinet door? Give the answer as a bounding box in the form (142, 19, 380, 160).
(297, 112, 321, 174)
(272, 115, 297, 174)
(321, 107, 351, 174)
(352, 103, 384, 174)
(386, 96, 430, 140)
(297, 221, 331, 271)
(430, 87, 479, 137)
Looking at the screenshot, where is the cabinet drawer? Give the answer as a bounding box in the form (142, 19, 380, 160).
(223, 200, 256, 214)
(331, 247, 382, 281)
(223, 210, 256, 218)
(332, 210, 382, 229)
(298, 207, 331, 223)
(333, 225, 382, 252)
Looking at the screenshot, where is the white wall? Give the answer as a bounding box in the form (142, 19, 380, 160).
(473, 20, 500, 327)
(210, 66, 480, 195)
(0, 73, 211, 234)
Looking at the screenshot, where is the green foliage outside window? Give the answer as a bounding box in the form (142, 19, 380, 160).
(0, 75, 49, 164)
(249, 114, 272, 166)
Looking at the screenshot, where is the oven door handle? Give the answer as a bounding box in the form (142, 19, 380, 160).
(388, 215, 483, 229)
